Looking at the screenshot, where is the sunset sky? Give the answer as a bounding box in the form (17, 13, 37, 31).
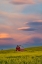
(0, 0, 42, 49)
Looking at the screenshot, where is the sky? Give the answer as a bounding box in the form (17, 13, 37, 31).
(0, 0, 42, 49)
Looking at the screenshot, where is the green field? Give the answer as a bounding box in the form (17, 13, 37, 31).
(0, 46, 42, 64)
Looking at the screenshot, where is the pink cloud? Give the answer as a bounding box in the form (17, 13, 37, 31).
(0, 38, 14, 45)
(18, 27, 36, 31)
(0, 0, 9, 4)
(0, 33, 10, 38)
(10, 0, 35, 4)
(39, 0, 42, 2)
(0, 24, 12, 34)
(18, 27, 30, 30)
(0, 32, 42, 45)
(0, 11, 42, 44)
(11, 33, 42, 44)
(0, 33, 15, 45)
(0, 11, 42, 21)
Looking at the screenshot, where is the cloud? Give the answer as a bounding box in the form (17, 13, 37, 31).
(31, 37, 42, 45)
(0, 11, 42, 44)
(0, 24, 12, 33)
(0, 0, 41, 5)
(10, 0, 35, 4)
(0, 32, 42, 48)
(0, 11, 42, 33)
(11, 33, 42, 44)
(32, 37, 42, 44)
(0, 0, 35, 4)
(0, 33, 10, 38)
(23, 37, 42, 47)
(26, 22, 42, 26)
(0, 38, 14, 40)
(0, 33, 15, 45)
(18, 27, 36, 31)
(0, 38, 15, 46)
(0, 37, 42, 49)
(0, 11, 42, 22)
(18, 20, 42, 32)
(0, 0, 9, 4)
(25, 21, 42, 33)
(0, 11, 42, 32)
(39, 0, 42, 3)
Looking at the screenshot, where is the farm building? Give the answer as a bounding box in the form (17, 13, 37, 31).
(16, 45, 24, 51)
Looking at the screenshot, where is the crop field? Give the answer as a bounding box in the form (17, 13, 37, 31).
(0, 46, 42, 64)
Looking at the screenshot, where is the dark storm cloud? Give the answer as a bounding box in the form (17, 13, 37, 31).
(31, 37, 42, 46)
(26, 22, 42, 26)
(25, 21, 42, 33)
(23, 37, 42, 47)
(18, 20, 42, 32)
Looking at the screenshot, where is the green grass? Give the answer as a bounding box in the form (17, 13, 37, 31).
(0, 46, 42, 64)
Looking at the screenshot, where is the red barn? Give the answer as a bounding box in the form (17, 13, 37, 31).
(16, 45, 24, 51)
(16, 45, 20, 51)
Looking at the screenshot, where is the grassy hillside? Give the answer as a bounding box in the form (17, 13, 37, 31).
(0, 46, 42, 64)
(0, 46, 42, 53)
(25, 46, 42, 52)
